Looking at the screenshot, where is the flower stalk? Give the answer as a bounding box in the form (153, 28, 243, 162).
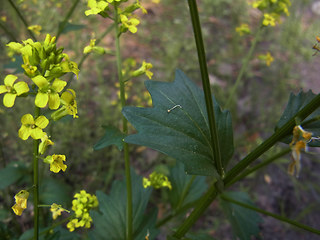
(114, 5, 133, 240)
(33, 106, 40, 240)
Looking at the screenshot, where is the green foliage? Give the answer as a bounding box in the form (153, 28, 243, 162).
(220, 192, 263, 240)
(18, 226, 79, 240)
(123, 69, 234, 177)
(40, 178, 72, 207)
(89, 169, 158, 240)
(0, 162, 28, 190)
(93, 125, 126, 151)
(169, 161, 207, 210)
(276, 90, 320, 147)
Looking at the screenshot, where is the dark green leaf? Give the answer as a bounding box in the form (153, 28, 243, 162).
(59, 22, 85, 34)
(93, 125, 126, 151)
(0, 162, 27, 190)
(169, 162, 207, 210)
(40, 178, 72, 206)
(276, 90, 320, 147)
(122, 69, 233, 177)
(220, 191, 262, 240)
(89, 169, 158, 240)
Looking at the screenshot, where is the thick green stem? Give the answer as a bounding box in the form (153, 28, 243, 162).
(225, 148, 291, 188)
(7, 0, 37, 41)
(188, 0, 223, 177)
(172, 94, 320, 238)
(33, 107, 40, 240)
(225, 25, 263, 109)
(56, 0, 80, 41)
(221, 195, 320, 235)
(114, 7, 132, 240)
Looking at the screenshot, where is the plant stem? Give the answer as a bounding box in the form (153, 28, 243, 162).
(114, 6, 132, 240)
(224, 94, 320, 185)
(7, 0, 37, 41)
(173, 183, 218, 238)
(56, 0, 80, 41)
(220, 195, 320, 235)
(33, 107, 40, 240)
(225, 25, 263, 109)
(187, 0, 223, 177)
(0, 21, 18, 42)
(225, 148, 291, 188)
(172, 94, 320, 238)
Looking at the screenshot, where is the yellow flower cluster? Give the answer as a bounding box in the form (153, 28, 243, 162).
(251, 0, 291, 27)
(12, 190, 29, 216)
(50, 203, 69, 220)
(288, 125, 312, 177)
(143, 172, 172, 190)
(85, 0, 147, 34)
(67, 190, 99, 232)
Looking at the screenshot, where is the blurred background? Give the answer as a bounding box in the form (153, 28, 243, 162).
(1, 0, 320, 239)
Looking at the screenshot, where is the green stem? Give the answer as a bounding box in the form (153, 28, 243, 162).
(7, 0, 37, 41)
(224, 94, 320, 185)
(172, 93, 320, 238)
(33, 107, 40, 240)
(225, 25, 264, 109)
(225, 148, 291, 188)
(188, 0, 223, 177)
(56, 0, 80, 41)
(0, 21, 18, 42)
(220, 195, 320, 235)
(114, 7, 132, 240)
(173, 182, 218, 238)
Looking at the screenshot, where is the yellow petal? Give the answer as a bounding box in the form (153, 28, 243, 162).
(0, 85, 8, 94)
(48, 93, 60, 110)
(52, 79, 67, 93)
(32, 75, 49, 89)
(35, 92, 49, 108)
(21, 114, 34, 125)
(3, 93, 16, 107)
(4, 74, 18, 87)
(35, 115, 49, 129)
(12, 203, 24, 216)
(14, 82, 29, 95)
(31, 128, 45, 139)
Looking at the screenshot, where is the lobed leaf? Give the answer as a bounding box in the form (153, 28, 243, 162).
(93, 125, 126, 151)
(122, 69, 234, 177)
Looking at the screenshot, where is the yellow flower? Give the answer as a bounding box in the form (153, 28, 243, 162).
(32, 75, 66, 109)
(259, 52, 274, 66)
(152, 0, 160, 3)
(50, 203, 69, 220)
(12, 190, 29, 216)
(18, 114, 49, 140)
(28, 25, 42, 35)
(38, 133, 54, 155)
(44, 154, 67, 173)
(143, 172, 172, 190)
(235, 23, 251, 36)
(120, 14, 140, 33)
(60, 60, 80, 79)
(288, 125, 312, 177)
(85, 0, 109, 16)
(0, 75, 29, 107)
(51, 89, 78, 120)
(136, 0, 147, 14)
(132, 61, 153, 79)
(83, 39, 106, 55)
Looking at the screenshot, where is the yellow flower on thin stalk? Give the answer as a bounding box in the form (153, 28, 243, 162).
(38, 133, 54, 155)
(143, 172, 172, 190)
(28, 25, 42, 35)
(235, 23, 251, 36)
(44, 154, 67, 173)
(50, 203, 69, 220)
(0, 74, 29, 108)
(120, 14, 140, 33)
(85, 0, 109, 16)
(51, 89, 78, 120)
(32, 75, 67, 109)
(12, 190, 29, 216)
(18, 114, 49, 140)
(258, 52, 274, 66)
(132, 61, 153, 79)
